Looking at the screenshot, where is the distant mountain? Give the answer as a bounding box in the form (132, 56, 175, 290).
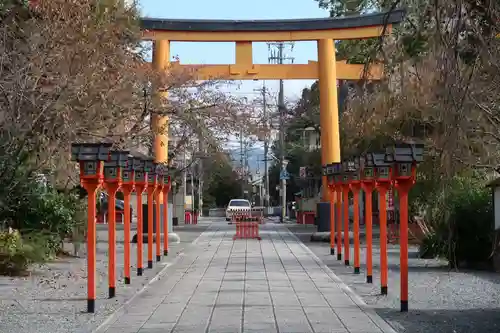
(228, 146, 267, 176)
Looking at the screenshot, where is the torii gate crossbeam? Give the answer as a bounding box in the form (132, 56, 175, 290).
(140, 9, 405, 201)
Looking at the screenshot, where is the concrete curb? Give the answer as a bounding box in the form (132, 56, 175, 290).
(285, 228, 398, 333)
(91, 229, 207, 333)
(310, 231, 359, 242)
(131, 232, 181, 244)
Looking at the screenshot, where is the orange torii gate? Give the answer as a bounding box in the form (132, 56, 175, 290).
(140, 10, 405, 201)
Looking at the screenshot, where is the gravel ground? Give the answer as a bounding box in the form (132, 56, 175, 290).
(0, 223, 208, 333)
(288, 224, 500, 333)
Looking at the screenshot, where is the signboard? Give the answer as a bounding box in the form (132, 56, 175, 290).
(184, 195, 193, 209)
(299, 167, 306, 178)
(280, 169, 290, 180)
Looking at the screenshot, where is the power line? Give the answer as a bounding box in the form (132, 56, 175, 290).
(254, 83, 271, 210)
(240, 127, 244, 197)
(268, 42, 294, 221)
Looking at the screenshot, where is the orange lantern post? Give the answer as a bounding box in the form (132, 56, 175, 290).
(155, 164, 164, 262)
(360, 155, 375, 284)
(387, 142, 423, 312)
(340, 161, 352, 266)
(333, 167, 343, 261)
(133, 157, 147, 276)
(324, 164, 336, 255)
(162, 173, 172, 256)
(120, 155, 135, 284)
(144, 158, 158, 269)
(103, 150, 128, 298)
(71, 142, 111, 313)
(348, 158, 362, 274)
(372, 152, 393, 295)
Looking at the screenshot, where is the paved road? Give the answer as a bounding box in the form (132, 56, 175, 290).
(99, 220, 396, 333)
(0, 224, 209, 333)
(289, 223, 500, 333)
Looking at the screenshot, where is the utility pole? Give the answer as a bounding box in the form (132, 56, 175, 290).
(263, 85, 270, 213)
(240, 128, 244, 198)
(198, 139, 203, 217)
(190, 163, 194, 213)
(244, 140, 249, 202)
(188, 142, 194, 213)
(260, 182, 263, 207)
(268, 42, 294, 222)
(278, 44, 286, 223)
(254, 83, 271, 213)
(182, 149, 187, 216)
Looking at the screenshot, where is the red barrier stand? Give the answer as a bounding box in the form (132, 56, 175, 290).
(230, 209, 250, 224)
(233, 222, 261, 240)
(296, 211, 303, 224)
(303, 212, 315, 225)
(185, 211, 192, 224)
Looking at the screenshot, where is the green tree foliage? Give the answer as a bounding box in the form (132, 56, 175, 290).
(0, 172, 86, 275)
(0, 0, 142, 274)
(268, 149, 321, 204)
(420, 175, 493, 268)
(0, 228, 45, 276)
(0, 0, 153, 187)
(315, 0, 371, 17)
(202, 155, 243, 208)
(268, 83, 323, 204)
(314, 0, 391, 64)
(267, 76, 358, 203)
(313, 0, 500, 265)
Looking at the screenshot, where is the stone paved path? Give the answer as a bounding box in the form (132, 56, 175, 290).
(100, 222, 396, 333)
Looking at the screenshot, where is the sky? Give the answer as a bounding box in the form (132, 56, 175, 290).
(136, 0, 330, 173)
(137, 0, 328, 104)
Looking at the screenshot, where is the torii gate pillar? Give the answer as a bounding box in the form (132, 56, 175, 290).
(152, 40, 169, 169)
(152, 40, 170, 202)
(318, 39, 340, 201)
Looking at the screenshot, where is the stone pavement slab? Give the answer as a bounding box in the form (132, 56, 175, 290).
(99, 222, 396, 333)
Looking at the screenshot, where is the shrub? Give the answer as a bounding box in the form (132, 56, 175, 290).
(0, 228, 45, 275)
(418, 218, 449, 259)
(419, 176, 494, 268)
(0, 177, 86, 257)
(23, 186, 80, 251)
